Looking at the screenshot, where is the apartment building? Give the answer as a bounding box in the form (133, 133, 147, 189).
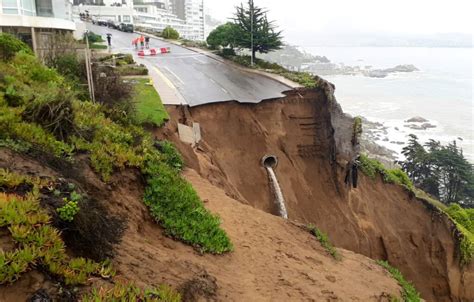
(168, 0, 203, 40)
(0, 0, 76, 52)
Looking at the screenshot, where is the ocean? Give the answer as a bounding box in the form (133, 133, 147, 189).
(303, 46, 474, 162)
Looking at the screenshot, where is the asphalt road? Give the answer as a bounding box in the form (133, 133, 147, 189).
(86, 23, 290, 107)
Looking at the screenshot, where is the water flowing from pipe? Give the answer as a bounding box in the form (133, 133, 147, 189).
(266, 166, 288, 219)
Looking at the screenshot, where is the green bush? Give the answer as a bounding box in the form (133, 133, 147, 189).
(377, 260, 421, 302)
(143, 160, 233, 254)
(51, 53, 82, 81)
(307, 224, 340, 260)
(85, 32, 103, 44)
(162, 27, 180, 40)
(445, 203, 474, 265)
(56, 192, 81, 222)
(0, 33, 33, 61)
(446, 204, 473, 233)
(352, 116, 362, 145)
(358, 154, 414, 190)
(221, 48, 236, 57)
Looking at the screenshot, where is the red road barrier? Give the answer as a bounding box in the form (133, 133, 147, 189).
(137, 48, 169, 56)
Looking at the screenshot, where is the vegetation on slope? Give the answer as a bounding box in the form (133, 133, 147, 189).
(445, 204, 474, 265)
(377, 260, 421, 302)
(307, 224, 340, 260)
(83, 282, 181, 302)
(0, 34, 232, 255)
(358, 154, 413, 190)
(359, 153, 473, 265)
(0, 170, 114, 285)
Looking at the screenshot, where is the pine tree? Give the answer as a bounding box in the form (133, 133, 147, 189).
(234, 0, 283, 63)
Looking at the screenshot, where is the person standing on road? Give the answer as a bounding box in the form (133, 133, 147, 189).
(139, 35, 145, 49)
(106, 33, 112, 48)
(145, 36, 150, 49)
(132, 38, 138, 50)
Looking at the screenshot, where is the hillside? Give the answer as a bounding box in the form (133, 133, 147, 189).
(0, 149, 404, 301)
(0, 35, 414, 301)
(159, 79, 473, 301)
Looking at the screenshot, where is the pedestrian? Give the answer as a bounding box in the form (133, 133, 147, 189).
(132, 38, 138, 49)
(106, 33, 112, 47)
(145, 36, 150, 49)
(139, 35, 145, 49)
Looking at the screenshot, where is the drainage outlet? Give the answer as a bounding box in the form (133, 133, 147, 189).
(262, 155, 278, 168)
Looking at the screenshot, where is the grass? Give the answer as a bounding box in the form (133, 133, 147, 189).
(90, 43, 108, 50)
(377, 260, 421, 302)
(307, 224, 340, 260)
(143, 160, 233, 254)
(133, 78, 169, 127)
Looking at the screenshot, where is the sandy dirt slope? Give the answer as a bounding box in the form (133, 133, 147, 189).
(159, 87, 473, 301)
(115, 168, 402, 301)
(0, 149, 402, 301)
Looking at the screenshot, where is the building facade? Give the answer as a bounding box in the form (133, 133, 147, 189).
(0, 0, 76, 52)
(133, 0, 203, 40)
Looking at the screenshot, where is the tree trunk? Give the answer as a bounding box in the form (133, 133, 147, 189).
(252, 48, 256, 65)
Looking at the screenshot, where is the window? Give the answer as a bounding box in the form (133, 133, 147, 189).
(123, 15, 130, 22)
(3, 8, 18, 13)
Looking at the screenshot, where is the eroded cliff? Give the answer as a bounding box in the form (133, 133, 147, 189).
(159, 78, 473, 301)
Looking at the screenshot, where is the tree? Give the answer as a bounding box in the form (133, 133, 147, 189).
(206, 22, 241, 49)
(399, 136, 474, 206)
(162, 26, 179, 40)
(233, 0, 283, 63)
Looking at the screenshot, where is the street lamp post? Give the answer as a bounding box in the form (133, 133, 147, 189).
(250, 1, 254, 67)
(84, 30, 96, 102)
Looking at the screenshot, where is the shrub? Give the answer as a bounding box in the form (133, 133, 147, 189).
(307, 224, 340, 260)
(92, 66, 134, 114)
(358, 154, 414, 190)
(56, 199, 80, 222)
(221, 48, 236, 57)
(51, 53, 82, 81)
(143, 160, 233, 254)
(82, 282, 181, 302)
(352, 116, 362, 145)
(162, 26, 180, 40)
(377, 260, 421, 302)
(84, 32, 103, 44)
(0, 33, 33, 61)
(446, 204, 473, 233)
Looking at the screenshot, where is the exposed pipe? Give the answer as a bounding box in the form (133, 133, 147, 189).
(262, 155, 288, 219)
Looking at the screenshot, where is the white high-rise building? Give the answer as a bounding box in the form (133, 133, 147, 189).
(166, 0, 204, 40)
(0, 0, 75, 53)
(184, 0, 203, 40)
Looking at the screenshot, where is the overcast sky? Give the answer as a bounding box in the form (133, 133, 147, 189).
(205, 0, 474, 44)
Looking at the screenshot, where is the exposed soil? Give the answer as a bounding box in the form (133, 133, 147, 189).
(158, 81, 473, 301)
(0, 148, 403, 301)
